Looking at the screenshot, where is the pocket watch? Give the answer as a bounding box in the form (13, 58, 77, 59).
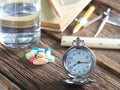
(62, 37, 96, 85)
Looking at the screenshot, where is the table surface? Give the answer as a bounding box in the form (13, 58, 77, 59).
(0, 0, 120, 90)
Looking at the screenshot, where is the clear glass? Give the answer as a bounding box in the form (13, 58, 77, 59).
(0, 0, 41, 48)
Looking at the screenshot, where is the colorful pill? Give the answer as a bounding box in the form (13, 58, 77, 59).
(46, 55, 55, 62)
(25, 51, 36, 60)
(36, 53, 45, 58)
(38, 48, 45, 53)
(29, 57, 37, 63)
(32, 47, 39, 53)
(33, 58, 48, 65)
(45, 48, 51, 56)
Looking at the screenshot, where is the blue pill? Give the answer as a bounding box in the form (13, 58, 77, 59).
(45, 48, 51, 56)
(38, 48, 45, 53)
(45, 48, 51, 52)
(46, 55, 55, 62)
(32, 47, 39, 51)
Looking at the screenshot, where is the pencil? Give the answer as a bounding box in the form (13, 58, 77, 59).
(48, 0, 62, 17)
(73, 6, 95, 34)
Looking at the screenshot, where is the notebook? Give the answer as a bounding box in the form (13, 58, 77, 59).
(41, 0, 92, 32)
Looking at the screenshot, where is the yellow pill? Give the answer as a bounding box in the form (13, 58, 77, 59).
(33, 58, 48, 65)
(36, 53, 45, 58)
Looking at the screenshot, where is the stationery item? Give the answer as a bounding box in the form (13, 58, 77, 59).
(61, 36, 120, 49)
(48, 0, 62, 17)
(41, 0, 91, 32)
(60, 0, 81, 5)
(62, 37, 96, 85)
(73, 6, 95, 34)
(83, 14, 103, 27)
(84, 8, 120, 37)
(84, 15, 120, 28)
(94, 8, 111, 37)
(107, 16, 120, 26)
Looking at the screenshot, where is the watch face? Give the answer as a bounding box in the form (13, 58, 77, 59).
(63, 46, 96, 77)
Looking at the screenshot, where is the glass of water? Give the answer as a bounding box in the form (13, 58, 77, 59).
(0, 0, 41, 48)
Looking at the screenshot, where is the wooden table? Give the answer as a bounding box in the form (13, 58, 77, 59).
(0, 0, 120, 90)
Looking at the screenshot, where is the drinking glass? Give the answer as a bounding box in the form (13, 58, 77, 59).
(0, 0, 41, 48)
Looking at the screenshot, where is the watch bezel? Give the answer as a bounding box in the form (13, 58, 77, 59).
(62, 45, 96, 78)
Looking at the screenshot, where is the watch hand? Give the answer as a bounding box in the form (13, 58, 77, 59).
(80, 61, 90, 64)
(73, 61, 90, 66)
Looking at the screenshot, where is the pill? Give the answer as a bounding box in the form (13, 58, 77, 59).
(33, 58, 48, 65)
(29, 57, 37, 63)
(38, 48, 45, 52)
(36, 53, 45, 58)
(25, 51, 36, 60)
(46, 55, 55, 62)
(32, 47, 39, 54)
(45, 48, 51, 56)
(37, 49, 45, 58)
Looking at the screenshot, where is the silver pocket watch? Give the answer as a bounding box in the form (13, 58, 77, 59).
(62, 37, 96, 85)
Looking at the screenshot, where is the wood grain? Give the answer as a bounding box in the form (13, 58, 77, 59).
(0, 73, 21, 90)
(0, 0, 120, 90)
(0, 33, 120, 90)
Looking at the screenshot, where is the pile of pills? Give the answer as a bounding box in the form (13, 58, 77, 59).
(25, 47, 55, 65)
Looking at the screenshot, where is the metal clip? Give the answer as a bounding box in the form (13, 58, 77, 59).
(72, 37, 85, 46)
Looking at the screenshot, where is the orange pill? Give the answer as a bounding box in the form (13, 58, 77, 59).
(36, 53, 45, 58)
(33, 58, 48, 65)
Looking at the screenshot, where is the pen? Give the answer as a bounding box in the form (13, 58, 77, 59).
(73, 6, 95, 34)
(48, 0, 62, 17)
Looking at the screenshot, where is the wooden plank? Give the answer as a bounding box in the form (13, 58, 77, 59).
(0, 73, 21, 90)
(0, 33, 120, 90)
(95, 50, 120, 77)
(95, 0, 120, 12)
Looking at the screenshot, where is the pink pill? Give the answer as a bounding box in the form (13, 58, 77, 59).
(29, 57, 37, 63)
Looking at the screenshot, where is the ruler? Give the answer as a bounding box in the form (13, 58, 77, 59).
(61, 36, 120, 49)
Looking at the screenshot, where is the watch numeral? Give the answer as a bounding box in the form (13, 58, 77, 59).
(73, 53, 76, 56)
(68, 62, 71, 64)
(83, 69, 86, 72)
(69, 67, 73, 69)
(86, 56, 89, 59)
(74, 69, 76, 72)
(77, 51, 81, 54)
(86, 66, 89, 68)
(69, 57, 73, 59)
(82, 52, 84, 56)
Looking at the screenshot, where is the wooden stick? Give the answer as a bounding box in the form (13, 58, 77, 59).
(61, 36, 120, 49)
(48, 0, 62, 17)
